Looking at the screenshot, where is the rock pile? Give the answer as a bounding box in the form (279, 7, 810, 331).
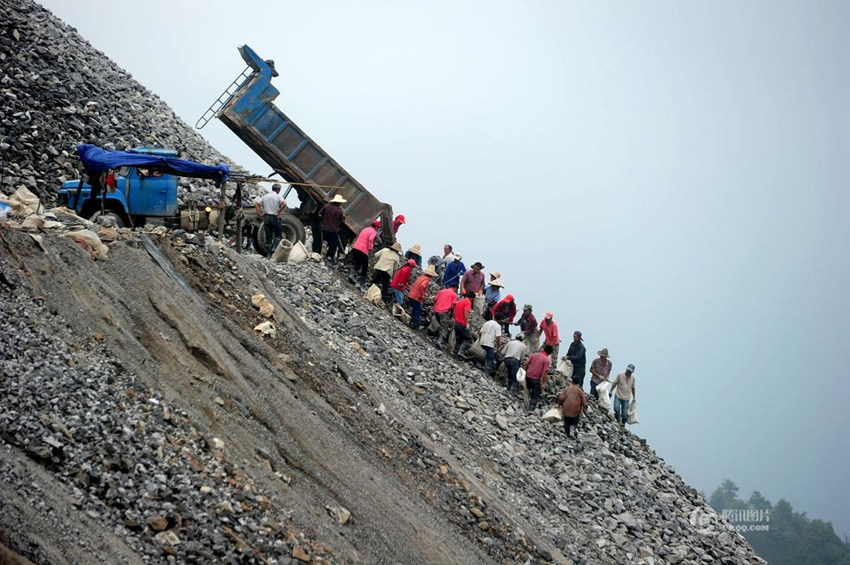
(0, 0, 249, 209)
(269, 257, 766, 564)
(0, 258, 337, 564)
(0, 0, 768, 562)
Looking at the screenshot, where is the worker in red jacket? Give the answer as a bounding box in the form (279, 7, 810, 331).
(492, 294, 517, 337)
(390, 259, 416, 306)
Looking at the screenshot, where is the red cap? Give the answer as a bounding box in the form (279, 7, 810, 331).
(396, 214, 406, 224)
(505, 294, 514, 302)
(407, 259, 416, 266)
(372, 220, 381, 228)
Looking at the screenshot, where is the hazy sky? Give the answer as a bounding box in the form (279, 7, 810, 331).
(40, 0, 850, 537)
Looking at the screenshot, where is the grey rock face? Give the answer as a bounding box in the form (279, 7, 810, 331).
(0, 0, 251, 208)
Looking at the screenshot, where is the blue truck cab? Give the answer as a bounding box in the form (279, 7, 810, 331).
(58, 147, 179, 227)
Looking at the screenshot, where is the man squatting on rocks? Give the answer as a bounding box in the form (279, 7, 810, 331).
(317, 194, 346, 263)
(254, 183, 287, 257)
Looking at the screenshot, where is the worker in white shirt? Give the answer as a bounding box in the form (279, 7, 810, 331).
(254, 183, 287, 257)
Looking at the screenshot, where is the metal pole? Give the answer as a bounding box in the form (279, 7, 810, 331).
(235, 181, 244, 253)
(217, 182, 226, 243)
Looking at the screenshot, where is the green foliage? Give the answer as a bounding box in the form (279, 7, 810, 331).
(708, 479, 850, 565)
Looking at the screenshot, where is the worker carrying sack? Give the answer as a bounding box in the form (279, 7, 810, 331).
(627, 401, 639, 424)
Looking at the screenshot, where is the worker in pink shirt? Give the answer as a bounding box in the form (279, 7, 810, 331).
(538, 311, 561, 365)
(348, 220, 380, 289)
(524, 345, 553, 412)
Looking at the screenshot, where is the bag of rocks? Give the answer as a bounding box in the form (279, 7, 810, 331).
(596, 381, 612, 410)
(473, 294, 486, 316)
(556, 357, 573, 377)
(467, 335, 486, 362)
(288, 241, 309, 263)
(272, 239, 293, 262)
(392, 303, 411, 324)
(627, 401, 639, 424)
(363, 284, 383, 306)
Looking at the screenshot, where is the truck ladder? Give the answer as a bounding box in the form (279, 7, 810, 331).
(195, 66, 252, 129)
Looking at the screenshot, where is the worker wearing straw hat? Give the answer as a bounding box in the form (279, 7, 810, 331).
(405, 243, 423, 267)
(589, 347, 612, 400)
(483, 275, 503, 320)
(371, 241, 402, 302)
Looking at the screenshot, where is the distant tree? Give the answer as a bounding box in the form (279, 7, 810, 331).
(708, 481, 850, 565)
(709, 479, 745, 512)
(748, 491, 771, 510)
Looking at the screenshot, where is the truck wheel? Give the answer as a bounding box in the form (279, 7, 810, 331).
(279, 214, 306, 244)
(90, 209, 125, 228)
(251, 224, 266, 256)
(254, 216, 306, 256)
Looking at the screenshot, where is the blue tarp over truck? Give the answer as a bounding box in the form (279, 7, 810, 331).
(76, 144, 230, 181)
(58, 145, 230, 227)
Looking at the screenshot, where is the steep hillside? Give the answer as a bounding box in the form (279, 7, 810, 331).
(0, 1, 766, 563)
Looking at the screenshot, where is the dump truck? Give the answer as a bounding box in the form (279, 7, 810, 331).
(55, 144, 302, 251)
(197, 44, 395, 251)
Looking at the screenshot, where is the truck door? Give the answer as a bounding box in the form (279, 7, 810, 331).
(127, 169, 178, 217)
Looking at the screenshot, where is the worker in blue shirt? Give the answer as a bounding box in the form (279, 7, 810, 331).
(483, 276, 503, 320)
(442, 253, 466, 289)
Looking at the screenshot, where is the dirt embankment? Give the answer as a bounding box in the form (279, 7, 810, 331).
(0, 227, 766, 564)
(0, 229, 538, 564)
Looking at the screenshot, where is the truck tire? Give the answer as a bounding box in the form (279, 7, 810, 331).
(90, 209, 125, 228)
(252, 214, 306, 256)
(279, 214, 307, 244)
